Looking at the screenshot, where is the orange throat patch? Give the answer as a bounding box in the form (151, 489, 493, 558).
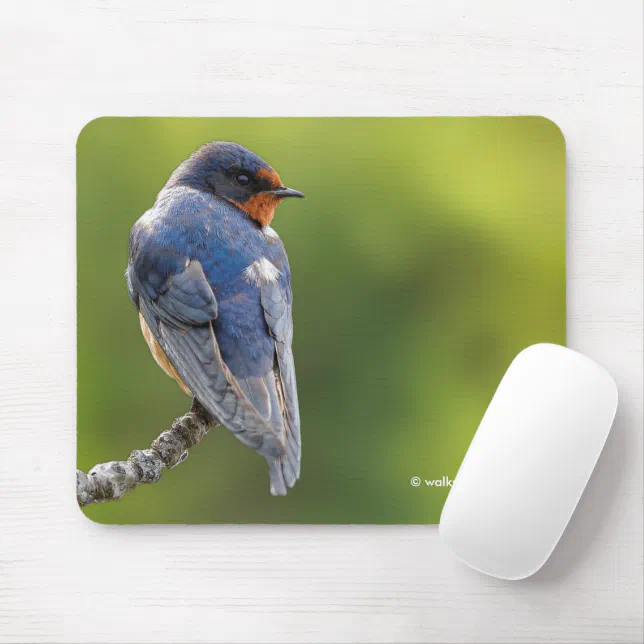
(230, 193, 284, 227)
(229, 166, 284, 227)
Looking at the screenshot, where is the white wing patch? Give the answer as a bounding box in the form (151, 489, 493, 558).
(264, 226, 279, 240)
(243, 257, 282, 287)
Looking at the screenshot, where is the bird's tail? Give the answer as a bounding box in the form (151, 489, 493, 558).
(267, 447, 300, 496)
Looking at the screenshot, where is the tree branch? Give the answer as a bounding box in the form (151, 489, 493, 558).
(76, 400, 218, 507)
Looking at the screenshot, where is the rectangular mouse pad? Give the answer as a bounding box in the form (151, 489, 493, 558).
(77, 116, 565, 524)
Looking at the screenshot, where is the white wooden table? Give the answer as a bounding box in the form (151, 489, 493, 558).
(1, 1, 642, 642)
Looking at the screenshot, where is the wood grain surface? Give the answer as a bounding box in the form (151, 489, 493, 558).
(0, 1, 642, 642)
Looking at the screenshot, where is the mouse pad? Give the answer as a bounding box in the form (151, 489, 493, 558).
(77, 116, 565, 524)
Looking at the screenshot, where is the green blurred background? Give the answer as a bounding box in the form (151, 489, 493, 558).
(77, 117, 565, 524)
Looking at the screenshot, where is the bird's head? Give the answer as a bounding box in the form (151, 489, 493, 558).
(166, 141, 304, 227)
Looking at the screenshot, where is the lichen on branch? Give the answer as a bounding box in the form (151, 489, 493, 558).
(76, 400, 216, 507)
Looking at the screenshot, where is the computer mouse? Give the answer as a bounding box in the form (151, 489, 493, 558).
(439, 343, 618, 580)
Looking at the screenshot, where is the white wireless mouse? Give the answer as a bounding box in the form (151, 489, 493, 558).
(439, 343, 618, 580)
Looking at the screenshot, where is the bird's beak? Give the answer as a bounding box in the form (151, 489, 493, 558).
(267, 186, 305, 199)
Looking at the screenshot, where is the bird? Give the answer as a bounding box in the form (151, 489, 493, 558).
(126, 141, 304, 495)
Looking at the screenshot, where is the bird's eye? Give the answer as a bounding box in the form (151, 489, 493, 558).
(234, 173, 252, 187)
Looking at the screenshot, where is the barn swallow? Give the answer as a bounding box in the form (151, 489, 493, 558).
(126, 142, 303, 495)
